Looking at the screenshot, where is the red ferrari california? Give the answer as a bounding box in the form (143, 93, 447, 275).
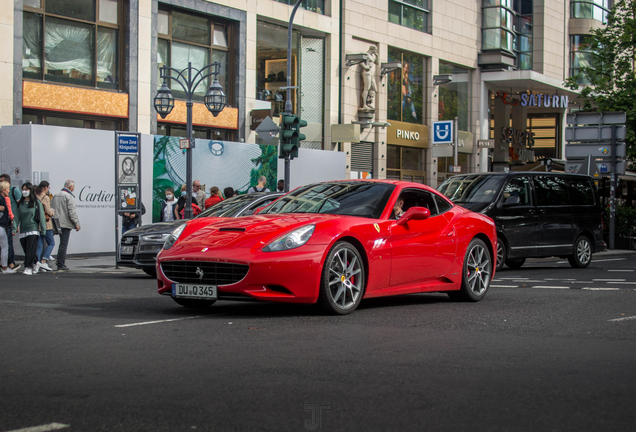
(156, 180, 497, 315)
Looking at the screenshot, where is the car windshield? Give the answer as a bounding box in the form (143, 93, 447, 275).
(438, 175, 505, 204)
(260, 182, 395, 219)
(196, 194, 261, 218)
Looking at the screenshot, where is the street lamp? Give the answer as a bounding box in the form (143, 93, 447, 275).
(153, 61, 227, 218)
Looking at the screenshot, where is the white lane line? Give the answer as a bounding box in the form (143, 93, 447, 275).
(606, 281, 636, 285)
(511, 280, 543, 282)
(531, 286, 570, 289)
(593, 279, 626, 282)
(608, 315, 636, 322)
(497, 277, 529, 280)
(5, 423, 70, 432)
(591, 258, 627, 263)
(545, 278, 576, 281)
(490, 285, 519, 288)
(115, 316, 201, 328)
(608, 269, 634, 272)
(583, 288, 620, 291)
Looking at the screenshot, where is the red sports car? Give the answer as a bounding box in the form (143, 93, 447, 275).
(156, 180, 497, 315)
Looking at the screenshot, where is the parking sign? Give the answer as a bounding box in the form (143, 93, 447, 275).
(432, 120, 454, 145)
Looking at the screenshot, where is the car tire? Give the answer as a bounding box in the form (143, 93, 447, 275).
(143, 268, 157, 278)
(449, 238, 492, 302)
(318, 241, 365, 315)
(505, 258, 526, 269)
(568, 235, 592, 268)
(496, 238, 506, 271)
(173, 298, 216, 309)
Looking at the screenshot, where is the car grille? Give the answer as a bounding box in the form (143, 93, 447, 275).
(120, 236, 139, 257)
(161, 261, 249, 286)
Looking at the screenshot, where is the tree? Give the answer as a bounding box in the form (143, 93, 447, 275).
(565, 0, 636, 169)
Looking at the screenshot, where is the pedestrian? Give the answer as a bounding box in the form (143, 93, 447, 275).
(51, 180, 81, 272)
(35, 181, 55, 272)
(13, 182, 46, 275)
(0, 181, 16, 274)
(193, 180, 206, 208)
(174, 185, 187, 219)
(122, 201, 146, 234)
(0, 173, 23, 271)
(204, 186, 223, 209)
(223, 187, 236, 199)
(277, 179, 285, 192)
(248, 176, 270, 194)
(160, 188, 177, 222)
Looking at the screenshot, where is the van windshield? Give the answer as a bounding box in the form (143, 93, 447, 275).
(438, 175, 505, 204)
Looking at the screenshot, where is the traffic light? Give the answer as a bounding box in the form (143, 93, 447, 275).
(279, 113, 307, 159)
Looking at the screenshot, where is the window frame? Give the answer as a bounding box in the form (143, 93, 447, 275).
(570, 0, 611, 24)
(388, 0, 431, 34)
(23, 0, 123, 91)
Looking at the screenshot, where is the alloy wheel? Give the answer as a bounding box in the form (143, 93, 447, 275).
(465, 242, 492, 296)
(327, 247, 363, 310)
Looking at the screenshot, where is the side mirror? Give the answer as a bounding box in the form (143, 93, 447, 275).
(397, 206, 431, 226)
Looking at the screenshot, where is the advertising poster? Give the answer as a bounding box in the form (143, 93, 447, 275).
(152, 136, 277, 222)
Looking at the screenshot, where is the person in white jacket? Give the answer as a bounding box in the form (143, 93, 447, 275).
(51, 180, 81, 271)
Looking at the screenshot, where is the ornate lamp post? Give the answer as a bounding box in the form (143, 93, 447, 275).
(153, 61, 227, 218)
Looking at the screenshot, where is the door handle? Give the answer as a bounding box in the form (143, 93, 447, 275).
(446, 228, 456, 237)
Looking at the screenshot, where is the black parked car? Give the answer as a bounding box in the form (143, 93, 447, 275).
(118, 192, 284, 276)
(438, 172, 606, 270)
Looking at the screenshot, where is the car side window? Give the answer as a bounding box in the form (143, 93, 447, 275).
(242, 198, 277, 216)
(502, 176, 533, 206)
(566, 177, 595, 206)
(400, 189, 439, 217)
(434, 194, 453, 214)
(534, 176, 569, 206)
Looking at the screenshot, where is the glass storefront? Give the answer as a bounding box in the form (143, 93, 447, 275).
(387, 48, 425, 125)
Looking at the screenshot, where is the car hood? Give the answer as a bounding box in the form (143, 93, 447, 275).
(168, 213, 343, 253)
(123, 220, 186, 236)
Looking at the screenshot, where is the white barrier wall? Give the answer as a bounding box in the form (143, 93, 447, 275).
(1, 125, 345, 254)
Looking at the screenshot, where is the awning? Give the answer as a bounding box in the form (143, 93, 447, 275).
(482, 70, 581, 101)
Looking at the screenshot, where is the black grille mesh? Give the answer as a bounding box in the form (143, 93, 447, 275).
(161, 261, 249, 286)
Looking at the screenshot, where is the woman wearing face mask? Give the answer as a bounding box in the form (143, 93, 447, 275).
(35, 181, 55, 271)
(174, 185, 188, 220)
(13, 182, 46, 275)
(160, 187, 177, 222)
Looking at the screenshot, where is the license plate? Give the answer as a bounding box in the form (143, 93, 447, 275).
(121, 245, 134, 255)
(172, 283, 218, 299)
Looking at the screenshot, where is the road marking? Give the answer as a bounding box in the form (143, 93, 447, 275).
(608, 315, 636, 322)
(606, 281, 636, 285)
(0, 301, 100, 311)
(531, 286, 570, 289)
(593, 279, 626, 282)
(5, 423, 70, 432)
(608, 269, 634, 272)
(545, 278, 576, 281)
(490, 285, 519, 288)
(583, 288, 620, 291)
(511, 280, 543, 282)
(591, 258, 627, 262)
(115, 316, 202, 328)
(496, 277, 529, 280)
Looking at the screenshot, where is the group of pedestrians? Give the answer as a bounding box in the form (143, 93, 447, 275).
(0, 174, 80, 275)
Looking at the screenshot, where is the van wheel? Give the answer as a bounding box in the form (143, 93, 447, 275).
(568, 235, 592, 268)
(496, 238, 506, 271)
(505, 258, 526, 269)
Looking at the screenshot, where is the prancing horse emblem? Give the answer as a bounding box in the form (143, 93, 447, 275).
(195, 267, 204, 281)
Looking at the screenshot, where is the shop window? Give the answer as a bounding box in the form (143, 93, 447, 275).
(388, 0, 431, 33)
(570, 35, 594, 84)
(437, 154, 469, 185)
(22, 110, 126, 130)
(23, 0, 121, 90)
(157, 123, 231, 141)
(527, 114, 559, 160)
(157, 7, 231, 102)
(571, 0, 610, 23)
(387, 145, 425, 183)
(387, 48, 424, 124)
(274, 0, 325, 14)
(438, 61, 470, 132)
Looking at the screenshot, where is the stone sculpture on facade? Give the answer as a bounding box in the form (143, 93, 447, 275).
(360, 45, 379, 111)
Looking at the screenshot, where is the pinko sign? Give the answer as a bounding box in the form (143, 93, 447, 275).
(496, 91, 569, 109)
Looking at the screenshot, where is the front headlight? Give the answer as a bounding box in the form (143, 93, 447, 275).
(263, 224, 315, 252)
(163, 224, 186, 250)
(142, 233, 170, 242)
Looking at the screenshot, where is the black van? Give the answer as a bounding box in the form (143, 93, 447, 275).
(438, 172, 606, 270)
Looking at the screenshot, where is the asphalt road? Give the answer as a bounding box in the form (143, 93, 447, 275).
(1, 252, 636, 432)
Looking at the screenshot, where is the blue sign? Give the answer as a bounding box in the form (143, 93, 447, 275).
(118, 135, 139, 154)
(598, 164, 608, 173)
(432, 120, 454, 144)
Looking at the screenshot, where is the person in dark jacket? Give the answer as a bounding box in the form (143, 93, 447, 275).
(0, 181, 16, 274)
(0, 173, 22, 271)
(160, 188, 177, 222)
(122, 202, 146, 234)
(13, 182, 46, 275)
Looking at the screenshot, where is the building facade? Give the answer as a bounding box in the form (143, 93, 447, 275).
(3, 0, 609, 187)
